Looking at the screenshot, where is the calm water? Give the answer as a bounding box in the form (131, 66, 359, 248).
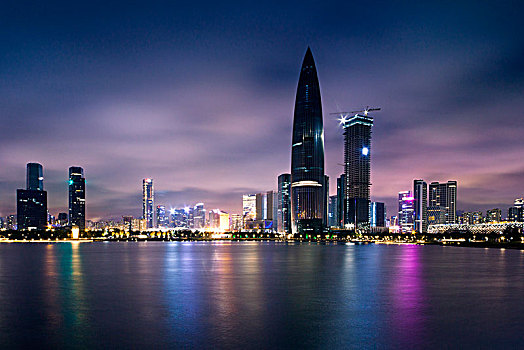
(0, 242, 523, 349)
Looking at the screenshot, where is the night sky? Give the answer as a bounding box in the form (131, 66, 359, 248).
(1, 1, 524, 220)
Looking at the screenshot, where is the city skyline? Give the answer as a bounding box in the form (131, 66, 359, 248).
(1, 1, 524, 220)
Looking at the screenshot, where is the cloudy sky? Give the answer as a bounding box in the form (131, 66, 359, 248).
(1, 1, 523, 220)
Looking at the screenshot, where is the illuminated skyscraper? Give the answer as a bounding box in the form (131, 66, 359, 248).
(17, 163, 47, 230)
(398, 191, 414, 234)
(193, 203, 206, 229)
(429, 181, 457, 224)
(340, 112, 373, 229)
(277, 174, 291, 233)
(291, 47, 325, 234)
(413, 179, 427, 233)
(242, 194, 256, 228)
(336, 174, 346, 227)
(68, 166, 86, 231)
(142, 179, 154, 228)
(156, 205, 166, 227)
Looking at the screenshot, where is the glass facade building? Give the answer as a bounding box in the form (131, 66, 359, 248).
(291, 47, 325, 234)
(142, 178, 154, 228)
(277, 174, 291, 233)
(68, 166, 86, 231)
(341, 114, 373, 228)
(17, 163, 47, 230)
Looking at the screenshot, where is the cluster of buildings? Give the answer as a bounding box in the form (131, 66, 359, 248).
(130, 178, 233, 232)
(391, 180, 524, 234)
(3, 48, 524, 237)
(0, 163, 85, 231)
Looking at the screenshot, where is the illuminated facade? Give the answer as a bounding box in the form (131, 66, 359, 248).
(291, 47, 325, 234)
(193, 203, 206, 229)
(336, 174, 346, 227)
(208, 209, 229, 231)
(142, 178, 154, 228)
(68, 166, 86, 231)
(156, 205, 166, 227)
(17, 163, 47, 230)
(413, 179, 427, 233)
(277, 174, 291, 233)
(429, 181, 457, 224)
(486, 208, 501, 223)
(398, 191, 414, 233)
(242, 194, 256, 227)
(370, 202, 386, 227)
(508, 198, 524, 222)
(328, 195, 338, 227)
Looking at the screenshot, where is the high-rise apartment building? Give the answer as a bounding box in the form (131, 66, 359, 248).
(413, 179, 427, 233)
(142, 179, 154, 228)
(429, 181, 457, 224)
(17, 163, 47, 230)
(277, 174, 291, 233)
(68, 166, 86, 231)
(290, 48, 325, 234)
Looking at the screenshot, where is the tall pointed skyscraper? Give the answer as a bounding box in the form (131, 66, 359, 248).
(291, 47, 325, 235)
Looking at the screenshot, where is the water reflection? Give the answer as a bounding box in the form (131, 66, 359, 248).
(2, 242, 524, 348)
(391, 246, 426, 346)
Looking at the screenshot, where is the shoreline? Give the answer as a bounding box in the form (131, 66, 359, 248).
(1, 238, 523, 250)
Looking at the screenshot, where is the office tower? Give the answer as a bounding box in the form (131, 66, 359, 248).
(68, 166, 86, 231)
(508, 198, 524, 222)
(277, 174, 291, 233)
(26, 162, 43, 191)
(323, 175, 329, 226)
(243, 194, 257, 227)
(429, 181, 457, 224)
(156, 205, 166, 227)
(255, 191, 277, 231)
(336, 174, 346, 227)
(328, 195, 338, 227)
(17, 163, 47, 230)
(341, 112, 373, 228)
(486, 208, 501, 223)
(208, 209, 230, 231)
(193, 203, 206, 229)
(171, 208, 189, 228)
(142, 179, 154, 228)
(17, 190, 47, 230)
(290, 47, 325, 234)
(230, 214, 243, 231)
(413, 180, 427, 233)
(398, 191, 414, 234)
(370, 202, 386, 227)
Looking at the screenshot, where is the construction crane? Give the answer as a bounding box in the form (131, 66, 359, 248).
(330, 106, 381, 117)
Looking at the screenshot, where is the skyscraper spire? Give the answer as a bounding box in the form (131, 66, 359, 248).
(290, 48, 326, 235)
